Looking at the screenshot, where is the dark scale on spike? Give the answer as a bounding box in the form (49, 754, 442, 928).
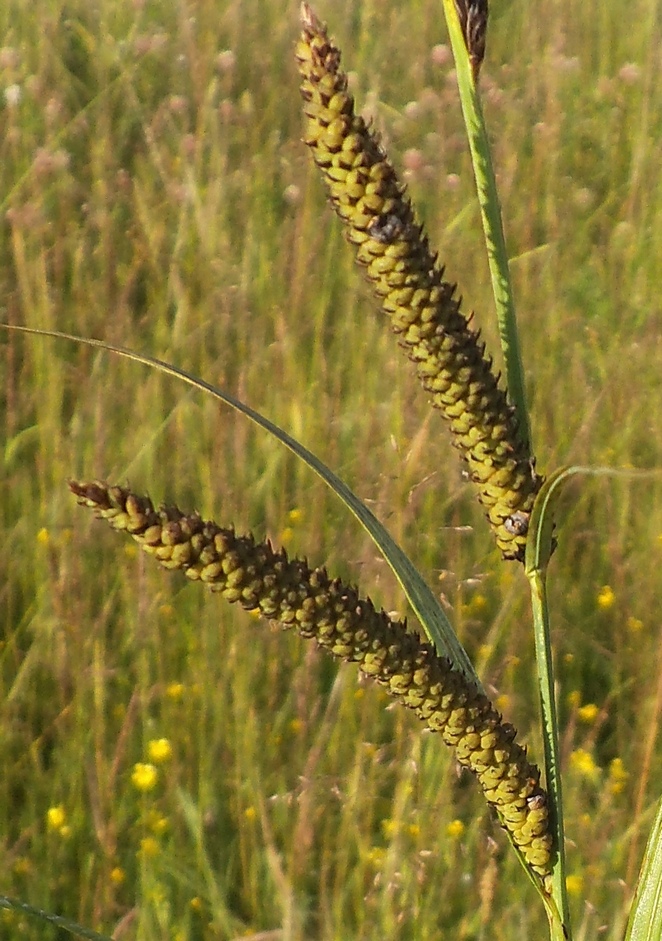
(504, 511, 530, 537)
(454, 0, 489, 82)
(368, 212, 406, 243)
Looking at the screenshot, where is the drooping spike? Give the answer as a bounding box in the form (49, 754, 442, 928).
(70, 478, 554, 885)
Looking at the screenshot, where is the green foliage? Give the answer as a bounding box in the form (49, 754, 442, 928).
(1, 0, 661, 938)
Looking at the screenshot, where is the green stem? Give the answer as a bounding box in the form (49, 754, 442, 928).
(440, 0, 532, 452)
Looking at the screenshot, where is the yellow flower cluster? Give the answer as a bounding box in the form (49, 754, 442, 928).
(131, 762, 159, 793)
(46, 805, 71, 838)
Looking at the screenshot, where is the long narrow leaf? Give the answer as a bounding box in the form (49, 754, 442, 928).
(1, 323, 478, 684)
(526, 464, 662, 578)
(625, 797, 662, 941)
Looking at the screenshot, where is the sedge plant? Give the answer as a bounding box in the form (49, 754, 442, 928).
(2, 2, 662, 941)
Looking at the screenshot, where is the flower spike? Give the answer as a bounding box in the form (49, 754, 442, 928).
(70, 479, 553, 884)
(296, 4, 542, 561)
(454, 0, 489, 82)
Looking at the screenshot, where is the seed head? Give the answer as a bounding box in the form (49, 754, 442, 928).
(296, 4, 543, 560)
(70, 478, 553, 885)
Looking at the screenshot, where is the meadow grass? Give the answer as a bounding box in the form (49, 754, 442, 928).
(1, 0, 661, 938)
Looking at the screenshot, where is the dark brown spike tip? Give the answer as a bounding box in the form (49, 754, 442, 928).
(68, 478, 109, 506)
(454, 0, 488, 82)
(300, 2, 322, 33)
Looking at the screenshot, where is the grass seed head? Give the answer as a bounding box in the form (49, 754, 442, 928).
(70, 478, 553, 884)
(296, 4, 543, 561)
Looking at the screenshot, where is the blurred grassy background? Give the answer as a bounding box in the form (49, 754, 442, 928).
(1, 0, 661, 938)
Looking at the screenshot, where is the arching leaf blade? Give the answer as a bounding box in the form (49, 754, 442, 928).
(1, 323, 478, 685)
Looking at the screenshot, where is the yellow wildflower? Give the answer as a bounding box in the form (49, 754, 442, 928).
(279, 526, 294, 546)
(609, 758, 629, 795)
(166, 681, 185, 701)
(446, 819, 465, 839)
(577, 703, 599, 724)
(566, 874, 584, 898)
(131, 762, 158, 792)
(147, 738, 173, 763)
(46, 806, 66, 831)
(597, 586, 615, 610)
(570, 749, 599, 782)
(138, 837, 160, 859)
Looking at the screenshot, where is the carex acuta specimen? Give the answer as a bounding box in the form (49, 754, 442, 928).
(70, 479, 553, 883)
(296, 4, 542, 561)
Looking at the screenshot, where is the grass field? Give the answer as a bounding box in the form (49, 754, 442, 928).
(1, 0, 661, 938)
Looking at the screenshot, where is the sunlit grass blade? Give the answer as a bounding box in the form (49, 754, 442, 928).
(440, 0, 531, 453)
(527, 464, 662, 578)
(625, 796, 662, 941)
(0, 896, 113, 941)
(0, 323, 477, 685)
